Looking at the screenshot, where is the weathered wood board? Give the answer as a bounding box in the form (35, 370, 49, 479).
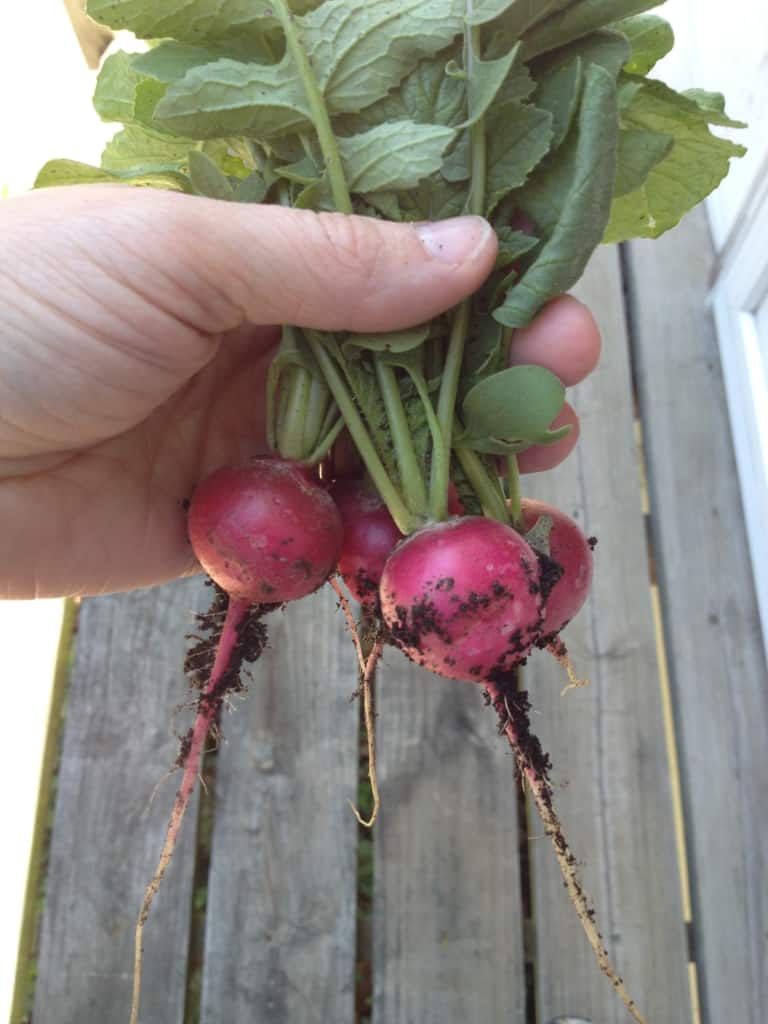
(372, 653, 526, 1024)
(523, 245, 692, 1023)
(199, 586, 360, 1022)
(32, 580, 205, 1024)
(627, 209, 768, 1024)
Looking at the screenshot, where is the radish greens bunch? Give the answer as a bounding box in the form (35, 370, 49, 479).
(39, 0, 744, 535)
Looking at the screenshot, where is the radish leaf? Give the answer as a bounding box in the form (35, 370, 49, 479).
(614, 13, 674, 74)
(461, 365, 568, 452)
(604, 77, 747, 241)
(494, 63, 619, 327)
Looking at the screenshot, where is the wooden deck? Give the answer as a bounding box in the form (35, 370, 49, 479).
(20, 207, 768, 1024)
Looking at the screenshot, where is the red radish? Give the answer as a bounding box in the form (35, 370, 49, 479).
(520, 498, 594, 638)
(332, 478, 463, 607)
(132, 458, 341, 1024)
(379, 516, 543, 681)
(332, 478, 403, 607)
(188, 458, 343, 603)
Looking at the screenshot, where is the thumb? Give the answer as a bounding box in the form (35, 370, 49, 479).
(169, 193, 498, 333)
(43, 186, 497, 334)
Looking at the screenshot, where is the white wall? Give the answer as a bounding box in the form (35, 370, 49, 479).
(657, 0, 768, 249)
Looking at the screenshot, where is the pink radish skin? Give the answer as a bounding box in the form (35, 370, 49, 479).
(333, 479, 403, 607)
(188, 459, 343, 603)
(379, 516, 543, 682)
(333, 479, 463, 607)
(520, 499, 593, 637)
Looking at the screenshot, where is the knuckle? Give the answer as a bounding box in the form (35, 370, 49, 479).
(309, 212, 385, 289)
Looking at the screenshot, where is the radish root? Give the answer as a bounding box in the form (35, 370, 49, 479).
(547, 638, 590, 695)
(131, 590, 271, 1024)
(485, 679, 647, 1024)
(330, 577, 384, 829)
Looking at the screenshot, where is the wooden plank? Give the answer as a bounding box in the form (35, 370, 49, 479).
(523, 246, 692, 1021)
(62, 0, 113, 69)
(372, 655, 527, 1022)
(199, 586, 360, 1022)
(627, 209, 768, 1024)
(32, 581, 204, 1024)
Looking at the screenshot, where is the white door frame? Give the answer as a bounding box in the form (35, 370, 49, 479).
(710, 167, 768, 665)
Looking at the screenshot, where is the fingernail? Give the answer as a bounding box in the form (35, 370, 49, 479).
(416, 215, 493, 265)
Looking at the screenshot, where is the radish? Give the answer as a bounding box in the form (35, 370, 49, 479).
(131, 458, 342, 1024)
(333, 477, 464, 607)
(188, 459, 343, 603)
(520, 498, 594, 639)
(332, 478, 403, 608)
(379, 516, 543, 682)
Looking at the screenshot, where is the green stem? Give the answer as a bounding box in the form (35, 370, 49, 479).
(455, 446, 509, 523)
(302, 374, 332, 454)
(410, 370, 448, 497)
(305, 334, 420, 534)
(429, 302, 471, 519)
(429, 20, 487, 521)
(374, 358, 428, 515)
(273, 0, 352, 214)
(277, 365, 312, 460)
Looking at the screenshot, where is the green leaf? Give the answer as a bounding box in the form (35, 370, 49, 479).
(301, 0, 466, 115)
(154, 1, 471, 141)
(338, 53, 468, 135)
(485, 100, 554, 215)
(93, 50, 145, 123)
(87, 0, 287, 42)
(101, 125, 194, 172)
(188, 149, 236, 199)
(34, 159, 190, 192)
(338, 121, 455, 193)
(522, 0, 666, 60)
(234, 171, 268, 203)
(495, 63, 619, 327)
(531, 57, 582, 151)
(483, 0, 576, 37)
(532, 28, 631, 82)
(133, 40, 273, 82)
(604, 77, 746, 242)
(494, 227, 539, 270)
(343, 327, 430, 358)
(462, 43, 521, 128)
(613, 127, 673, 196)
(682, 89, 747, 129)
(464, 315, 504, 378)
(461, 365, 568, 451)
(613, 14, 674, 75)
(154, 57, 312, 139)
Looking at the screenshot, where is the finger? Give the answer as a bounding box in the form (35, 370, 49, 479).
(518, 403, 580, 473)
(20, 186, 497, 336)
(509, 295, 601, 387)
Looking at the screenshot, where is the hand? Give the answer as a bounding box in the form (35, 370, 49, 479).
(0, 186, 599, 598)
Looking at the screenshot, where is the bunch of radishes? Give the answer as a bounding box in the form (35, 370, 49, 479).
(187, 458, 593, 683)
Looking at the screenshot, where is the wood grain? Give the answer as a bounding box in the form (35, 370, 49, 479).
(32, 580, 205, 1024)
(372, 652, 527, 1024)
(522, 245, 692, 1023)
(627, 209, 768, 1024)
(199, 586, 360, 1023)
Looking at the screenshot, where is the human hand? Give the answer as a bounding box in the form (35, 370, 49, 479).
(0, 186, 599, 598)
